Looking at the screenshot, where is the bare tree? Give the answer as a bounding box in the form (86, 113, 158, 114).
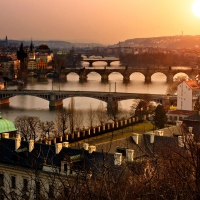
(14, 115, 41, 141)
(74, 109, 84, 130)
(39, 120, 55, 139)
(55, 108, 68, 136)
(68, 97, 76, 134)
(86, 104, 97, 128)
(166, 75, 187, 94)
(96, 102, 108, 125)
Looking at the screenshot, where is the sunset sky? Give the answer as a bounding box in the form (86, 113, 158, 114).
(1, 0, 200, 45)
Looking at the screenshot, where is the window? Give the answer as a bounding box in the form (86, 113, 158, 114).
(35, 181, 40, 195)
(23, 179, 28, 191)
(48, 184, 54, 198)
(0, 175, 4, 186)
(64, 164, 67, 172)
(11, 176, 16, 189)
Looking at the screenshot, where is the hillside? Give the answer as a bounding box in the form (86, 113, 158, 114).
(117, 35, 200, 49)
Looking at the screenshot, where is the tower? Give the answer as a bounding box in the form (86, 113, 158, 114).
(5, 36, 8, 48)
(28, 39, 35, 59)
(17, 42, 27, 71)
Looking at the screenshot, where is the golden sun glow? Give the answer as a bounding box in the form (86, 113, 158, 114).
(192, 0, 200, 17)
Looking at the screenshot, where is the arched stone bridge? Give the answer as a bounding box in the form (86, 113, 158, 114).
(0, 90, 176, 110)
(82, 58, 120, 66)
(27, 67, 200, 83)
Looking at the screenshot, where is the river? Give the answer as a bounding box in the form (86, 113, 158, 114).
(1, 59, 186, 123)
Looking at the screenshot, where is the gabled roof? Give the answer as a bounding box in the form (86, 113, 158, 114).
(167, 109, 196, 116)
(185, 80, 200, 90)
(183, 112, 200, 121)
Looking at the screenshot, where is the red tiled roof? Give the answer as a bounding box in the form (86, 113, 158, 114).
(185, 80, 200, 90)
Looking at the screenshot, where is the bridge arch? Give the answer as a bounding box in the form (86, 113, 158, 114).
(65, 72, 79, 81)
(130, 72, 145, 81)
(151, 72, 167, 82)
(108, 72, 123, 80)
(86, 71, 101, 81)
(173, 72, 190, 81)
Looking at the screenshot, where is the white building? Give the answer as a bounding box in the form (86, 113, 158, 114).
(177, 79, 200, 111)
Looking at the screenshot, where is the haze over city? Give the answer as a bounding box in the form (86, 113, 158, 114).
(1, 0, 200, 45)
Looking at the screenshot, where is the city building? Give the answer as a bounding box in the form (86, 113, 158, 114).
(167, 77, 200, 123)
(0, 55, 15, 80)
(177, 78, 200, 111)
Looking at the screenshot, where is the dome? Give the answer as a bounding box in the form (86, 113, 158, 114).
(38, 43, 49, 49)
(0, 115, 17, 133)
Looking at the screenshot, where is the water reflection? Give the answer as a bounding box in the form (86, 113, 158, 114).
(0, 61, 186, 122)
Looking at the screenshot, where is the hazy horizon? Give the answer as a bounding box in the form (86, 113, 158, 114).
(1, 0, 200, 45)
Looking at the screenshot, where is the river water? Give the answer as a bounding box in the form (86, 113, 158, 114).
(1, 59, 186, 123)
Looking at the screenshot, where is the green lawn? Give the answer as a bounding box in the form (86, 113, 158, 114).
(70, 121, 154, 146)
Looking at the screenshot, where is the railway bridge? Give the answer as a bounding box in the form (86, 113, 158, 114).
(0, 90, 176, 111)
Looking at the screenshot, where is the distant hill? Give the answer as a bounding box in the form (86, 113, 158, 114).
(114, 35, 200, 49)
(2, 40, 105, 49)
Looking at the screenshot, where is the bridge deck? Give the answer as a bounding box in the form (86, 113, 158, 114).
(0, 90, 176, 100)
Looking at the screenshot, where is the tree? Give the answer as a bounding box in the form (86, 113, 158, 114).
(55, 108, 68, 136)
(166, 75, 187, 94)
(96, 102, 108, 125)
(14, 115, 41, 141)
(86, 104, 97, 128)
(74, 109, 84, 130)
(68, 97, 76, 134)
(153, 104, 168, 129)
(39, 120, 55, 139)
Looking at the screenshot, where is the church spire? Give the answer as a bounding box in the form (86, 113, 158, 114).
(19, 42, 24, 51)
(30, 38, 34, 52)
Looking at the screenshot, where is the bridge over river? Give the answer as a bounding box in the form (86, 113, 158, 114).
(82, 57, 120, 66)
(27, 66, 200, 83)
(0, 90, 176, 111)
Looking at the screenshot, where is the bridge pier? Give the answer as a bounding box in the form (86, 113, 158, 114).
(89, 61, 93, 67)
(167, 73, 174, 83)
(107, 96, 118, 114)
(79, 71, 88, 82)
(59, 74, 67, 82)
(101, 74, 109, 82)
(123, 75, 130, 83)
(0, 98, 10, 107)
(107, 61, 111, 66)
(49, 92, 63, 109)
(145, 75, 151, 83)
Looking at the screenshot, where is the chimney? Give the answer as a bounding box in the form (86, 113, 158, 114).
(88, 145, 96, 153)
(178, 136, 185, 147)
(126, 149, 134, 162)
(15, 134, 21, 150)
(176, 120, 182, 126)
(62, 142, 69, 148)
(132, 133, 139, 144)
(83, 143, 89, 150)
(2, 133, 9, 138)
(114, 152, 122, 165)
(150, 133, 155, 143)
(188, 127, 193, 133)
(157, 131, 163, 136)
(28, 140, 34, 152)
(55, 143, 62, 154)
